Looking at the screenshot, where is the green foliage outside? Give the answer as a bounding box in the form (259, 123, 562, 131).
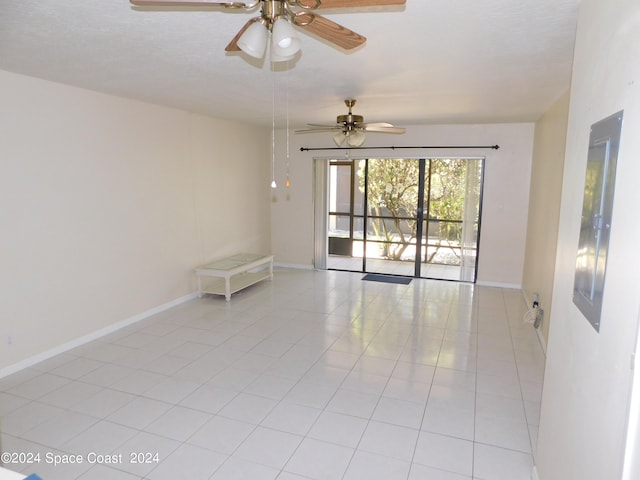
(358, 158, 474, 262)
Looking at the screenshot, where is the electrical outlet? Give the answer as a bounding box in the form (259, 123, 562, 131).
(7, 335, 13, 345)
(533, 293, 540, 309)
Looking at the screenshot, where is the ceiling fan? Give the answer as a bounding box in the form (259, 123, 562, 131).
(296, 99, 406, 147)
(130, 0, 406, 62)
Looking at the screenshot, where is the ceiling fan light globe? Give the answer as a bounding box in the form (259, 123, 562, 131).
(237, 21, 269, 59)
(333, 132, 347, 147)
(348, 131, 366, 147)
(272, 18, 301, 58)
(270, 48, 297, 62)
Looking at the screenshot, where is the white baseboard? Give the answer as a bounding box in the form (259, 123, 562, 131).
(0, 292, 198, 379)
(531, 465, 540, 480)
(476, 280, 522, 289)
(274, 262, 315, 270)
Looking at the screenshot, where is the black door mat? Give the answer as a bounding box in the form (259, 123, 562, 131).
(362, 273, 412, 285)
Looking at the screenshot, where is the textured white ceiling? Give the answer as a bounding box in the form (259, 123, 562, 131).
(0, 0, 580, 129)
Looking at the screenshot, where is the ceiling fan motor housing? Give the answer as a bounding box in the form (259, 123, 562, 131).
(262, 0, 286, 28)
(337, 113, 364, 131)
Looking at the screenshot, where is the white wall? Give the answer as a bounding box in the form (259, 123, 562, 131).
(522, 91, 570, 347)
(271, 123, 534, 287)
(0, 70, 271, 373)
(536, 1, 640, 479)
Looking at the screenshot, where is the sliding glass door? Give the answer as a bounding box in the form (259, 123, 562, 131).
(361, 158, 421, 276)
(322, 157, 483, 282)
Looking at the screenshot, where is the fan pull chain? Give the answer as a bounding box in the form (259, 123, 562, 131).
(285, 62, 291, 188)
(271, 69, 277, 189)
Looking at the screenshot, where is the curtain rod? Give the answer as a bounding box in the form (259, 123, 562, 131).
(300, 144, 500, 152)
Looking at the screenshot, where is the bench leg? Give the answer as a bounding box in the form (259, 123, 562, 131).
(225, 277, 231, 302)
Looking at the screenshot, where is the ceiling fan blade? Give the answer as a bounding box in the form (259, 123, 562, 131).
(225, 18, 260, 51)
(131, 0, 248, 6)
(363, 124, 406, 134)
(297, 14, 366, 50)
(363, 122, 393, 128)
(364, 126, 406, 134)
(308, 0, 406, 8)
(296, 127, 343, 133)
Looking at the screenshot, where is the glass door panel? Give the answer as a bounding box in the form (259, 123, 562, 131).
(327, 162, 360, 271)
(420, 159, 482, 282)
(460, 159, 482, 282)
(364, 158, 420, 276)
(324, 157, 483, 282)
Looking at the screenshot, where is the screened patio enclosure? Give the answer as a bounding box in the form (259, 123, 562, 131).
(314, 157, 484, 282)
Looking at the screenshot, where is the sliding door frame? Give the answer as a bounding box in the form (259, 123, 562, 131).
(315, 156, 485, 283)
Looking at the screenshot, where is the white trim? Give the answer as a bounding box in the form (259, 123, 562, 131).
(531, 465, 540, 480)
(0, 292, 198, 379)
(476, 280, 522, 289)
(274, 262, 314, 270)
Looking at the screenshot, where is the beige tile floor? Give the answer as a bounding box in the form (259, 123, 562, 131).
(0, 268, 545, 480)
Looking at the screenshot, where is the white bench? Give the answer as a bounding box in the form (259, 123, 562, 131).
(195, 253, 274, 301)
